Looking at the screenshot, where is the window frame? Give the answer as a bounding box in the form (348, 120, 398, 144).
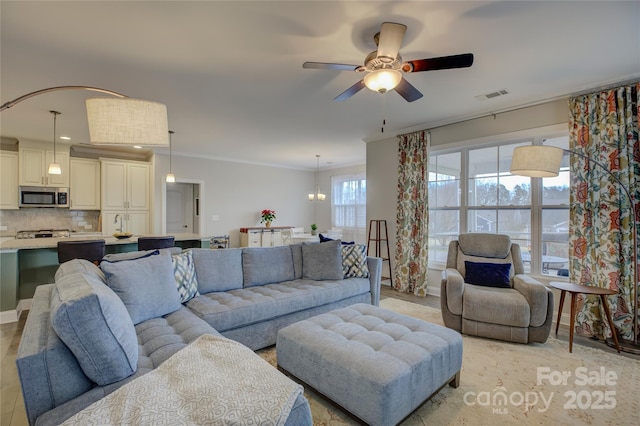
(428, 126, 569, 278)
(331, 172, 367, 243)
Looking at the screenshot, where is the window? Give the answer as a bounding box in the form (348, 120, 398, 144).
(467, 142, 532, 269)
(332, 173, 366, 243)
(428, 152, 461, 264)
(428, 134, 570, 277)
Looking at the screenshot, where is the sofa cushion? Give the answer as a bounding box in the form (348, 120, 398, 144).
(290, 244, 303, 279)
(172, 250, 200, 303)
(50, 272, 138, 386)
(464, 261, 511, 288)
(101, 254, 181, 325)
(101, 249, 159, 263)
(54, 258, 105, 282)
(302, 240, 343, 280)
(342, 244, 369, 278)
(243, 246, 295, 287)
(136, 307, 222, 370)
(463, 285, 530, 327)
(192, 248, 243, 293)
(187, 278, 371, 332)
(16, 285, 95, 426)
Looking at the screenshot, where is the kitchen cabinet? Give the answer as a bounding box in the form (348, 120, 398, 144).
(18, 141, 70, 187)
(101, 160, 149, 210)
(0, 151, 19, 209)
(101, 159, 150, 236)
(102, 211, 150, 236)
(69, 158, 100, 210)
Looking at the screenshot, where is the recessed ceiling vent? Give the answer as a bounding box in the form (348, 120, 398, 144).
(475, 89, 509, 101)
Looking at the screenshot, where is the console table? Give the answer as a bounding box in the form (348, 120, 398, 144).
(549, 281, 621, 353)
(239, 226, 292, 247)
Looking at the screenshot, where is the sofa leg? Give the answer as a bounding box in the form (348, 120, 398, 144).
(449, 371, 460, 388)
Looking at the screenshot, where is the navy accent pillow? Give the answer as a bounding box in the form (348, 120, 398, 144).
(319, 233, 333, 242)
(464, 261, 511, 288)
(319, 234, 355, 245)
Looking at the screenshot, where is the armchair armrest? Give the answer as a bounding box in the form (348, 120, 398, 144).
(367, 256, 382, 306)
(442, 268, 464, 315)
(513, 274, 550, 327)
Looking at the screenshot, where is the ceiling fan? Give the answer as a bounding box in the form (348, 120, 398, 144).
(303, 22, 474, 102)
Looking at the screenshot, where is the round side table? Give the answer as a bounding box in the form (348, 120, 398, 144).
(549, 281, 621, 353)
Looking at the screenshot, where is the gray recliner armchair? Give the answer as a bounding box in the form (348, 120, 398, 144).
(440, 233, 553, 344)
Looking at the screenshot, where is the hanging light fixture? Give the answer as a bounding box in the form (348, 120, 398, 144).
(308, 154, 326, 201)
(166, 130, 176, 183)
(48, 110, 62, 175)
(1, 86, 169, 147)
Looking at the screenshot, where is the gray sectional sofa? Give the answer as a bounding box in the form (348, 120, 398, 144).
(16, 240, 382, 425)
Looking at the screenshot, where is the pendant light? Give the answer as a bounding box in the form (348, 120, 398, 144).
(308, 154, 326, 201)
(166, 130, 175, 183)
(48, 110, 62, 175)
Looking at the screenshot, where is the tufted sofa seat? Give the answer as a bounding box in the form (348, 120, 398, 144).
(17, 242, 380, 425)
(277, 303, 463, 426)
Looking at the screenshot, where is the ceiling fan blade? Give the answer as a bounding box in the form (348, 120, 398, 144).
(377, 22, 407, 63)
(333, 80, 366, 102)
(303, 62, 360, 71)
(403, 53, 474, 73)
(394, 78, 423, 102)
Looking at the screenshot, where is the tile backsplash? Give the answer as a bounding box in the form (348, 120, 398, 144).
(0, 209, 101, 237)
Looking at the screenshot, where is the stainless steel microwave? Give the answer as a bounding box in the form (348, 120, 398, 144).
(19, 186, 69, 208)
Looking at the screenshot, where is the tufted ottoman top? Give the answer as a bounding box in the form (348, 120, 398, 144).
(277, 303, 463, 426)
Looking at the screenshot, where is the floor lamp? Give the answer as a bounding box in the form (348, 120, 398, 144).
(511, 145, 639, 354)
(1, 85, 169, 147)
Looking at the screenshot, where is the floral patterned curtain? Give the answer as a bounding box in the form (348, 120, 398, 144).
(569, 82, 640, 341)
(395, 131, 429, 296)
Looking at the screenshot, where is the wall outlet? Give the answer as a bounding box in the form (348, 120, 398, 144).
(84, 224, 92, 230)
(211, 215, 220, 221)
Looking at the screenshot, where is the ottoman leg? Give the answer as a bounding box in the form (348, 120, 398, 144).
(449, 371, 461, 388)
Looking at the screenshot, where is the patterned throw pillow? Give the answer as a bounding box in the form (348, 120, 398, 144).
(172, 250, 200, 303)
(342, 244, 369, 278)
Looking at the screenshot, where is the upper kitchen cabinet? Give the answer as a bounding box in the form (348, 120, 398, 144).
(19, 140, 70, 187)
(0, 151, 19, 209)
(69, 158, 100, 210)
(101, 159, 150, 211)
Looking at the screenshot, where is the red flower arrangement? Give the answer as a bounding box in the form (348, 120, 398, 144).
(260, 209, 276, 223)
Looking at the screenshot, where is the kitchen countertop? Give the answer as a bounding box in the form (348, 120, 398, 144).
(0, 233, 210, 250)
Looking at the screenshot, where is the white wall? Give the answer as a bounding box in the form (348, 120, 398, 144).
(366, 98, 569, 292)
(152, 154, 316, 247)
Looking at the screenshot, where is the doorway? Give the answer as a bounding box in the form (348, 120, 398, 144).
(165, 182, 201, 234)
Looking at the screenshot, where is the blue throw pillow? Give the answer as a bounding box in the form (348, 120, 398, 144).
(319, 234, 355, 245)
(464, 261, 511, 288)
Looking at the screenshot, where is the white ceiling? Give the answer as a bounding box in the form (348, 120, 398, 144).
(1, 1, 639, 170)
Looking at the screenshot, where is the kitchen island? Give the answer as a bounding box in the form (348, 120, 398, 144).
(0, 233, 211, 323)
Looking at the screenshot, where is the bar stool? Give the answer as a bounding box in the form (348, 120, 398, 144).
(137, 236, 175, 250)
(57, 240, 106, 265)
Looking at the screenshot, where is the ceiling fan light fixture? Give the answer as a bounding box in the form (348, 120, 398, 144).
(364, 69, 402, 93)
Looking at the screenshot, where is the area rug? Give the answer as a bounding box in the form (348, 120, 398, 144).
(257, 298, 638, 425)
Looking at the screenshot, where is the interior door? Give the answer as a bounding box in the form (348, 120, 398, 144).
(166, 183, 194, 234)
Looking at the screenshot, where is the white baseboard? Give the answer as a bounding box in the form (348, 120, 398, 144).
(0, 298, 32, 324)
(0, 310, 18, 324)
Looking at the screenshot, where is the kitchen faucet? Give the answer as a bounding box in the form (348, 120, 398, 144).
(114, 214, 123, 232)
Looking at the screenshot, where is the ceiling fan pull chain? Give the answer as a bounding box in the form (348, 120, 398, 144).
(381, 94, 386, 133)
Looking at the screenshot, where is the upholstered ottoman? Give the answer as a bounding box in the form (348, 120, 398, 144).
(276, 303, 463, 426)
